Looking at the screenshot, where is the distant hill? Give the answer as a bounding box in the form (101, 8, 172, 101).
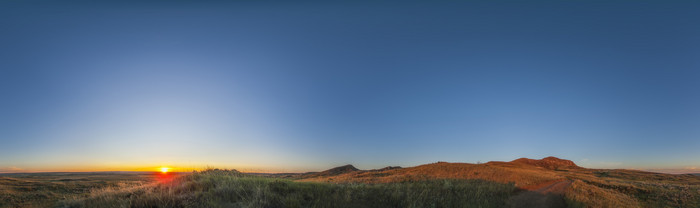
(299, 157, 580, 186)
(298, 156, 700, 207)
(301, 164, 359, 178)
(509, 156, 580, 170)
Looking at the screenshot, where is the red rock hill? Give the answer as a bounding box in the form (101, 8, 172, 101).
(511, 156, 580, 170)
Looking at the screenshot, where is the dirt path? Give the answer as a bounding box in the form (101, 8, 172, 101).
(534, 180, 573, 194)
(507, 180, 573, 208)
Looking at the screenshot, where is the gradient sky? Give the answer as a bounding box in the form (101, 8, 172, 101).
(1, 1, 699, 173)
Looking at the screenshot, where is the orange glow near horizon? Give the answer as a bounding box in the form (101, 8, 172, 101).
(0, 164, 321, 174)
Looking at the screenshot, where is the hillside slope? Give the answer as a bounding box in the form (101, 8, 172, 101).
(298, 157, 700, 207)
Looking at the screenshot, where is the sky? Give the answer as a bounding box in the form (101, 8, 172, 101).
(1, 1, 699, 173)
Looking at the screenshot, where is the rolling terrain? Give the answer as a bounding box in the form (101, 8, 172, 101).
(0, 172, 155, 208)
(1, 157, 699, 207)
(297, 157, 700, 207)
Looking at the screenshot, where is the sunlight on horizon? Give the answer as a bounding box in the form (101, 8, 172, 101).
(1, 1, 699, 174)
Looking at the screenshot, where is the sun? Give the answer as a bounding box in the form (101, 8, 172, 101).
(160, 167, 170, 173)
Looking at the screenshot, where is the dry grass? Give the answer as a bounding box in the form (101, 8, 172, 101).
(555, 168, 700, 207)
(3, 158, 700, 207)
(58, 169, 517, 208)
(564, 180, 640, 207)
(297, 159, 700, 208)
(0, 173, 153, 208)
(299, 162, 564, 188)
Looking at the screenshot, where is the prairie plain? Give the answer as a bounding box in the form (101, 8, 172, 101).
(1, 157, 699, 208)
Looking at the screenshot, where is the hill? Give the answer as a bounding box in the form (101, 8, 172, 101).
(299, 157, 700, 207)
(510, 156, 580, 170)
(298, 157, 578, 186)
(3, 157, 699, 207)
(300, 164, 358, 178)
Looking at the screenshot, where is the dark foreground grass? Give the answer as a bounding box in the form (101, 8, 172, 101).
(58, 169, 517, 208)
(0, 172, 153, 208)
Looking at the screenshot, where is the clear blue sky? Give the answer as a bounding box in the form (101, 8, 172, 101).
(1, 1, 699, 173)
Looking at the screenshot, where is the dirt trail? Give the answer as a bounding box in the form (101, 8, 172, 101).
(534, 180, 573, 194)
(507, 180, 573, 208)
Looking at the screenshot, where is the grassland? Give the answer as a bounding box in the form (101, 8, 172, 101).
(297, 157, 700, 208)
(0, 172, 154, 208)
(58, 169, 518, 208)
(2, 157, 699, 208)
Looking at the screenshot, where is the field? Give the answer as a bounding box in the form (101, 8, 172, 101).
(2, 170, 519, 208)
(296, 157, 700, 207)
(1, 157, 699, 208)
(0, 172, 155, 208)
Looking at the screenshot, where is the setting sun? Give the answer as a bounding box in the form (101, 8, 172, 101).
(160, 167, 170, 173)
